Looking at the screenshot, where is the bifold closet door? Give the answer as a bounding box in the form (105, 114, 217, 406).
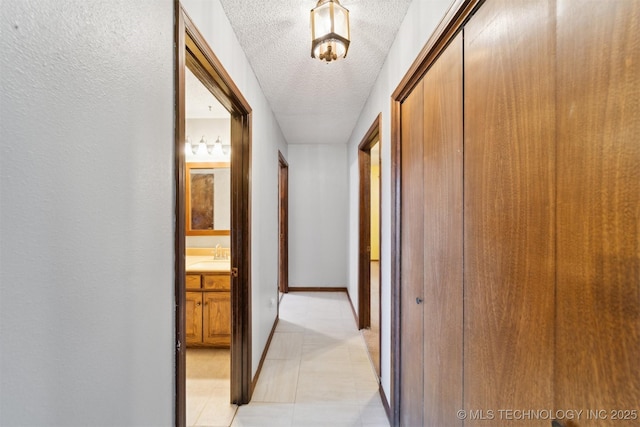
(421, 33, 463, 427)
(399, 34, 463, 426)
(464, 0, 556, 425)
(555, 1, 640, 422)
(400, 78, 425, 427)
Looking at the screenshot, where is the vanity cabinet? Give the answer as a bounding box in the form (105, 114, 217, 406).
(185, 272, 230, 347)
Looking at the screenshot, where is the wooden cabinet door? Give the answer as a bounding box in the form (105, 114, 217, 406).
(203, 291, 231, 347)
(185, 291, 203, 345)
(464, 0, 556, 424)
(556, 0, 640, 421)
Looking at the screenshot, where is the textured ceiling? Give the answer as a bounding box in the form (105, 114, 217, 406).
(186, 67, 229, 119)
(219, 0, 412, 145)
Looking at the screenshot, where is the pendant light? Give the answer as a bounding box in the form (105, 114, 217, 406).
(310, 0, 350, 63)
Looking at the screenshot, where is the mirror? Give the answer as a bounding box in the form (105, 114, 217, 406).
(186, 162, 230, 235)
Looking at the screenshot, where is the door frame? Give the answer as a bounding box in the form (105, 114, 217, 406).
(389, 0, 480, 425)
(357, 114, 381, 330)
(175, 5, 253, 426)
(278, 151, 289, 294)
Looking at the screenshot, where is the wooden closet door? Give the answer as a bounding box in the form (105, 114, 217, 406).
(463, 0, 556, 424)
(400, 78, 425, 427)
(556, 1, 640, 423)
(421, 33, 463, 427)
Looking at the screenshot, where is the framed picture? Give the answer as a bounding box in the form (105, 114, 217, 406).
(186, 162, 230, 236)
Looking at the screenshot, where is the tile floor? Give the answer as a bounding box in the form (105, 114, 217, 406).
(186, 348, 236, 426)
(362, 261, 381, 378)
(235, 291, 389, 427)
(187, 291, 390, 427)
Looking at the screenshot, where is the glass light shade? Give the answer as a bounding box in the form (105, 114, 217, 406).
(205, 136, 216, 154)
(188, 135, 200, 155)
(311, 0, 350, 63)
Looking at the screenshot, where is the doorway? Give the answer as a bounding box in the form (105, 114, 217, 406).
(358, 114, 382, 378)
(278, 151, 289, 295)
(175, 6, 253, 426)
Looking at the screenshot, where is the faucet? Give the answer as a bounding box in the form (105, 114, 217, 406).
(214, 244, 221, 260)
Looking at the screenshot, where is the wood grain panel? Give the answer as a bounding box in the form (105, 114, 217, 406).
(203, 273, 230, 290)
(464, 0, 556, 424)
(556, 1, 640, 424)
(400, 79, 425, 427)
(186, 274, 201, 290)
(185, 292, 203, 345)
(203, 291, 231, 347)
(421, 32, 463, 427)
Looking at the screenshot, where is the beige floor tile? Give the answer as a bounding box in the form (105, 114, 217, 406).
(292, 403, 362, 427)
(266, 332, 303, 360)
(186, 348, 234, 426)
(194, 393, 237, 427)
(360, 400, 390, 426)
(231, 403, 294, 427)
(295, 371, 363, 405)
(186, 395, 208, 427)
(276, 318, 308, 333)
(252, 358, 300, 403)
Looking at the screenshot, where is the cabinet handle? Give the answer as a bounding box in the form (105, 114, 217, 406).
(416, 297, 423, 304)
(196, 302, 201, 307)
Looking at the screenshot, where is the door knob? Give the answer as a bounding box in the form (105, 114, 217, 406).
(416, 297, 423, 304)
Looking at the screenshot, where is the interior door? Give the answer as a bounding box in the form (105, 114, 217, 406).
(278, 152, 289, 294)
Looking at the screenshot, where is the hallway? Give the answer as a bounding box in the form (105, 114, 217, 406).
(230, 291, 389, 427)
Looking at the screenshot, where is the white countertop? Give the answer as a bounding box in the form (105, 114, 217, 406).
(185, 256, 231, 273)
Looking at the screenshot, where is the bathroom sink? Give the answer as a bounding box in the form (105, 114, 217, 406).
(186, 260, 230, 272)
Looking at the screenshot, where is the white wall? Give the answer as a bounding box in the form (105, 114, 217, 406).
(345, 0, 454, 403)
(289, 144, 349, 287)
(0, 0, 174, 425)
(181, 0, 289, 377)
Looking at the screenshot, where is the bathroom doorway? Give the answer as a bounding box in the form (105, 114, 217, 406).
(175, 6, 252, 426)
(358, 114, 382, 378)
(278, 151, 289, 297)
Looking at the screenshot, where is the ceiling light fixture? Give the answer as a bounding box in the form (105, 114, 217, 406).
(310, 0, 350, 63)
(185, 135, 229, 160)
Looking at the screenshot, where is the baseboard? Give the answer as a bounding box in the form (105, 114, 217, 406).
(250, 315, 279, 395)
(345, 288, 359, 326)
(288, 286, 348, 292)
(379, 384, 392, 425)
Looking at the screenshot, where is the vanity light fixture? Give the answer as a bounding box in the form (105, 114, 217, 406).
(209, 136, 225, 158)
(186, 135, 229, 160)
(310, 0, 350, 63)
(187, 135, 200, 155)
(204, 135, 215, 154)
